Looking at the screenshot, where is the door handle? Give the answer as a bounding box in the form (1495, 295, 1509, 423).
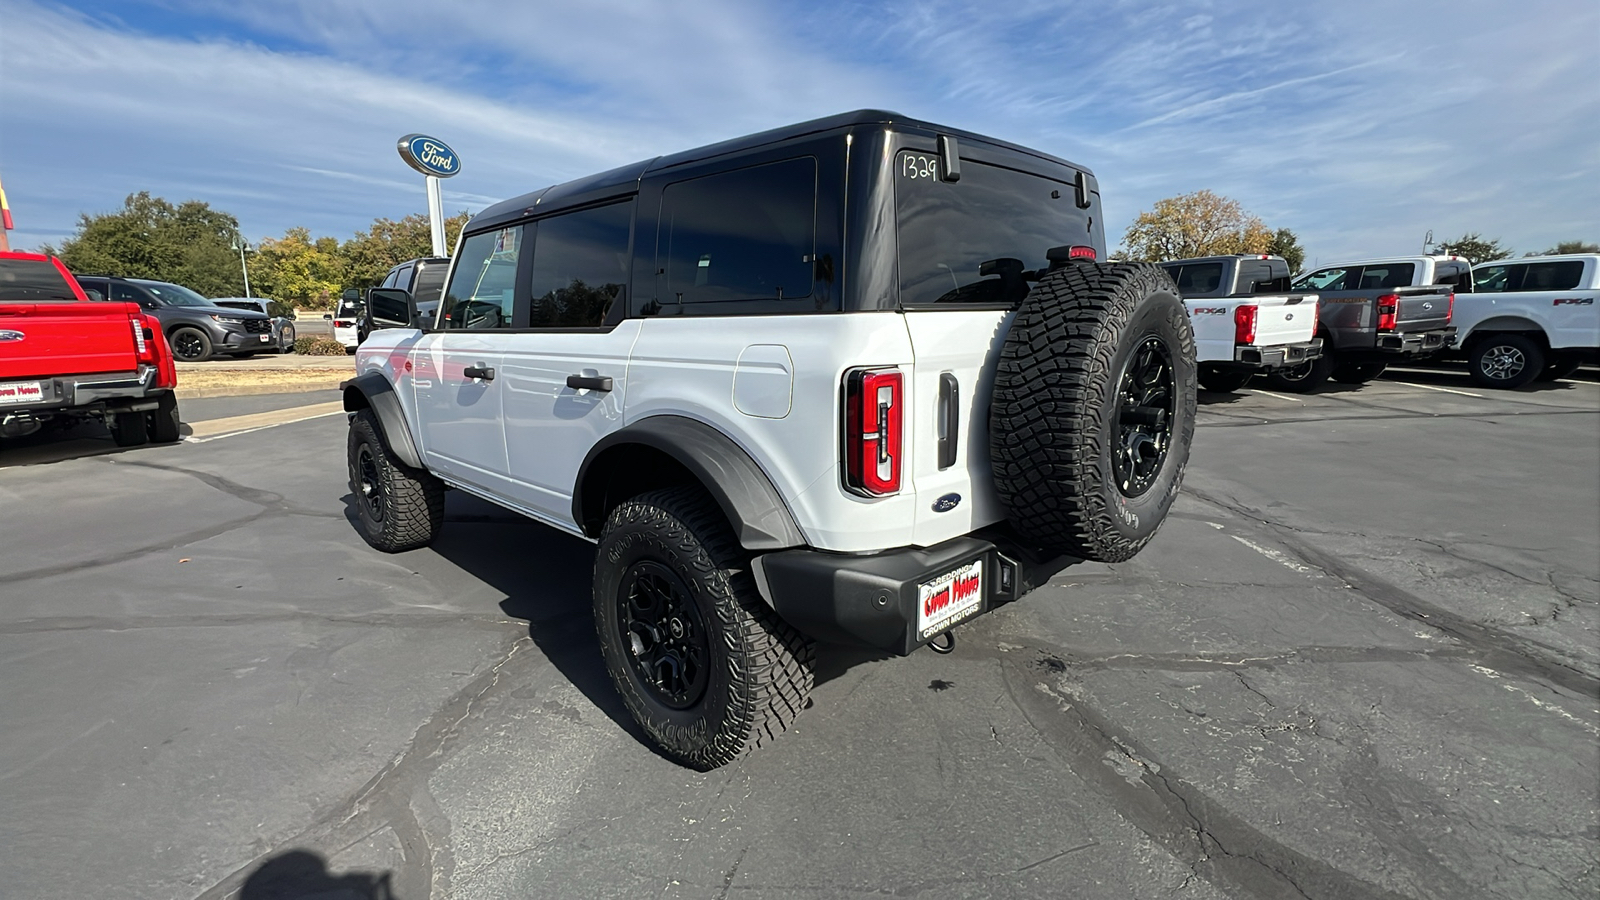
(566, 374, 613, 392)
(463, 364, 495, 381)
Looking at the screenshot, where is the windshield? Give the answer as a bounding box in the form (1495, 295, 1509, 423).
(895, 152, 1092, 307)
(137, 280, 214, 307)
(0, 259, 82, 302)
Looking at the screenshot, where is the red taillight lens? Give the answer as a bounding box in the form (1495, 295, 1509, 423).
(1234, 304, 1258, 345)
(140, 314, 177, 389)
(844, 368, 903, 496)
(131, 318, 149, 360)
(1376, 294, 1399, 331)
(1446, 292, 1454, 324)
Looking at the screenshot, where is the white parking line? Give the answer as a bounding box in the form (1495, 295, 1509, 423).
(1246, 388, 1304, 402)
(1396, 382, 1485, 398)
(1230, 535, 1319, 574)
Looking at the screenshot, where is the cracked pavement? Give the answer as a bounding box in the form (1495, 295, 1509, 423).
(1, 370, 1596, 899)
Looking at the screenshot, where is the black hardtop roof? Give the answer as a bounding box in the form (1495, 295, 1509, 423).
(1160, 255, 1286, 266)
(468, 109, 1089, 233)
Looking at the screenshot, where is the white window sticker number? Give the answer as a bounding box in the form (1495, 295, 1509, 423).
(902, 153, 939, 180)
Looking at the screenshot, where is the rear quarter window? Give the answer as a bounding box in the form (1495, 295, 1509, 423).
(659, 157, 816, 306)
(0, 259, 82, 302)
(1520, 260, 1584, 291)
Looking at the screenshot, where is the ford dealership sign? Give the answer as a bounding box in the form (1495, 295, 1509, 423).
(397, 134, 461, 178)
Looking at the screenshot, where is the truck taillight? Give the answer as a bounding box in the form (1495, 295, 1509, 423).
(843, 367, 903, 497)
(1234, 304, 1258, 345)
(1376, 294, 1399, 331)
(1446, 292, 1454, 324)
(131, 318, 149, 358)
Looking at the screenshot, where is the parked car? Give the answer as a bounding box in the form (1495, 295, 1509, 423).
(342, 109, 1197, 768)
(211, 297, 296, 353)
(1161, 254, 1322, 393)
(332, 290, 365, 352)
(1447, 254, 1600, 387)
(0, 252, 180, 446)
(377, 257, 450, 323)
(1276, 255, 1460, 391)
(75, 275, 273, 361)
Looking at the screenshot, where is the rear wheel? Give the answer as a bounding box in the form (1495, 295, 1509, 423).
(1264, 348, 1334, 393)
(593, 487, 815, 769)
(111, 410, 149, 447)
(1469, 334, 1544, 389)
(346, 409, 444, 551)
(1197, 365, 1252, 393)
(1331, 362, 1387, 384)
(148, 392, 181, 443)
(989, 263, 1197, 563)
(169, 327, 212, 362)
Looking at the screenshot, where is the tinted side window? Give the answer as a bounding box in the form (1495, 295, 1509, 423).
(1295, 267, 1354, 291)
(661, 158, 815, 305)
(1520, 261, 1584, 291)
(412, 264, 448, 305)
(110, 282, 146, 304)
(1472, 264, 1518, 293)
(1170, 263, 1223, 294)
(528, 201, 632, 328)
(1357, 264, 1415, 289)
(441, 226, 523, 330)
(393, 263, 415, 290)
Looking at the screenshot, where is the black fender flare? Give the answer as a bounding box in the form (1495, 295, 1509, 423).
(341, 372, 424, 470)
(573, 415, 806, 551)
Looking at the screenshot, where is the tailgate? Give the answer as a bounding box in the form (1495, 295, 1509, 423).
(1247, 293, 1319, 346)
(0, 301, 142, 379)
(1394, 286, 1453, 333)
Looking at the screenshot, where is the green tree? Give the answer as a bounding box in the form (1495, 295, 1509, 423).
(46, 192, 247, 296)
(1120, 190, 1274, 262)
(1533, 240, 1599, 256)
(248, 227, 346, 309)
(1432, 233, 1512, 264)
(1266, 227, 1306, 274)
(341, 211, 470, 289)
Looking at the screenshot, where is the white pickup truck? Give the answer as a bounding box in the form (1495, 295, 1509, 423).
(1160, 254, 1321, 393)
(1452, 254, 1600, 387)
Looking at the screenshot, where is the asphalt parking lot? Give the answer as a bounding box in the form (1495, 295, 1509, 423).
(2, 367, 1596, 900)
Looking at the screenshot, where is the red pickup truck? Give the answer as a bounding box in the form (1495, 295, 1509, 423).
(0, 252, 180, 447)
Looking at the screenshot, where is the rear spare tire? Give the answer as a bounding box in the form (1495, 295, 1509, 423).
(990, 263, 1196, 563)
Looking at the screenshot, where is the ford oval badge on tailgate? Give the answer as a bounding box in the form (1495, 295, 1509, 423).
(933, 493, 961, 513)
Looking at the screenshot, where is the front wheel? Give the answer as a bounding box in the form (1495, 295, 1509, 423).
(594, 487, 815, 769)
(1331, 362, 1387, 384)
(1469, 334, 1544, 389)
(168, 327, 212, 362)
(1198, 365, 1253, 393)
(346, 409, 444, 552)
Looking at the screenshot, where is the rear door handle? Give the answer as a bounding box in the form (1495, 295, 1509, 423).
(463, 364, 495, 381)
(566, 374, 613, 392)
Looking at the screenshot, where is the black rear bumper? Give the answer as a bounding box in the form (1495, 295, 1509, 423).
(751, 529, 1073, 655)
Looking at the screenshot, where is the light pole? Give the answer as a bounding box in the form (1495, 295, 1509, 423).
(230, 236, 252, 298)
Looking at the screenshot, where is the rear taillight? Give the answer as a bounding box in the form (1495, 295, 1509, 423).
(1446, 292, 1454, 324)
(1234, 304, 1258, 345)
(131, 318, 149, 359)
(140, 314, 177, 389)
(843, 367, 903, 497)
(1376, 294, 1399, 331)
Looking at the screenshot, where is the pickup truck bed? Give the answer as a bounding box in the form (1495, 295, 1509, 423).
(1162, 255, 1321, 393)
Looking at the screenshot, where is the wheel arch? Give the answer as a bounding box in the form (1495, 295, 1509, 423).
(574, 415, 807, 552)
(341, 372, 424, 469)
(1462, 317, 1549, 351)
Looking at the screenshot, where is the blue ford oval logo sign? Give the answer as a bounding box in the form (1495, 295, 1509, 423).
(397, 134, 461, 178)
(933, 493, 962, 513)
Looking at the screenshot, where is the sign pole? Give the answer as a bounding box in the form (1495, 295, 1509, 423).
(426, 175, 446, 257)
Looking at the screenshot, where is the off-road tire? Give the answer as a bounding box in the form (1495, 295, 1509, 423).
(1198, 364, 1252, 393)
(111, 410, 149, 447)
(168, 326, 212, 362)
(1469, 334, 1544, 389)
(593, 486, 815, 769)
(990, 263, 1197, 563)
(148, 391, 181, 443)
(346, 409, 444, 552)
(1331, 362, 1387, 384)
(1264, 347, 1334, 393)
(1537, 353, 1582, 382)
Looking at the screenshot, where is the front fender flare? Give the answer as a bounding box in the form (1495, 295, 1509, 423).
(341, 372, 423, 470)
(574, 415, 807, 551)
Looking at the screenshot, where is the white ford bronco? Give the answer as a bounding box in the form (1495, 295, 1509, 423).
(342, 111, 1197, 768)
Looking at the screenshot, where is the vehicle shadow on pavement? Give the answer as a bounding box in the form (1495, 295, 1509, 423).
(239, 849, 395, 899)
(0, 418, 190, 467)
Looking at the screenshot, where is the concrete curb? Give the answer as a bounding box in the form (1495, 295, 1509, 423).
(176, 378, 349, 400)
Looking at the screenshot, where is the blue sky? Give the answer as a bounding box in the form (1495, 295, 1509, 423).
(3, 0, 1596, 268)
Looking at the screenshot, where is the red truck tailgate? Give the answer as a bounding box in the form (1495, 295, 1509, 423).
(0, 301, 143, 379)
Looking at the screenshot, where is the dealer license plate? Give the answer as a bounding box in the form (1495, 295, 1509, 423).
(917, 559, 983, 640)
(0, 381, 43, 405)
(260, 334, 271, 342)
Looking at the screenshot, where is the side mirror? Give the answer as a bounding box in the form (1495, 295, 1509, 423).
(366, 288, 418, 330)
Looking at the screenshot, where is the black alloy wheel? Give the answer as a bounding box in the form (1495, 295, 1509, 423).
(615, 561, 710, 709)
(355, 444, 386, 525)
(169, 327, 211, 362)
(1114, 336, 1176, 498)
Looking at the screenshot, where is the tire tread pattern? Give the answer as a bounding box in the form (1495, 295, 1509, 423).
(347, 410, 444, 552)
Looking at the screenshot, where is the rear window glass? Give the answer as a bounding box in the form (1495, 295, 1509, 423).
(1161, 263, 1224, 295)
(1521, 260, 1584, 291)
(661, 157, 815, 305)
(0, 259, 81, 302)
(896, 154, 1089, 306)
